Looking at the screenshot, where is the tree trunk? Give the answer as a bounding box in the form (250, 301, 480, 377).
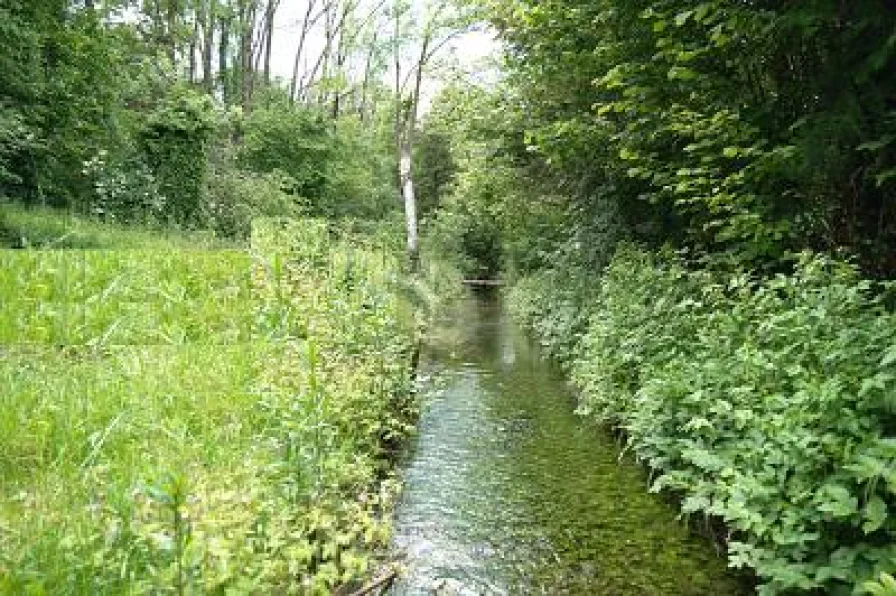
(150, 0, 165, 55)
(394, 14, 431, 270)
(393, 0, 401, 176)
(393, 0, 420, 267)
(202, 0, 215, 93)
(290, 0, 319, 103)
(300, 0, 358, 105)
(319, 1, 336, 106)
(188, 13, 200, 83)
(263, 0, 277, 85)
(166, 0, 179, 65)
(359, 29, 377, 120)
(400, 136, 420, 266)
(330, 0, 354, 117)
(331, 22, 344, 116)
(239, 0, 256, 111)
(219, 14, 231, 105)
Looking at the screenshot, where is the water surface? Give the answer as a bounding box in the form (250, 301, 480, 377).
(390, 293, 748, 595)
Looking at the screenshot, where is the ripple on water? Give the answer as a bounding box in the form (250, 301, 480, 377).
(390, 295, 750, 595)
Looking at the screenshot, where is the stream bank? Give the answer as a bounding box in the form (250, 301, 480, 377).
(388, 292, 749, 595)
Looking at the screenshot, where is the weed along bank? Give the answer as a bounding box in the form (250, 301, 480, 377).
(0, 216, 422, 593)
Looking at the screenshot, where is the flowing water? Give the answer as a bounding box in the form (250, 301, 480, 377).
(389, 292, 749, 595)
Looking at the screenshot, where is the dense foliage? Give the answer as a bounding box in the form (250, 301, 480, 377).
(412, 0, 896, 593)
(0, 1, 404, 239)
(139, 89, 217, 226)
(469, 0, 896, 276)
(0, 214, 419, 592)
(0, 0, 136, 206)
(508, 249, 896, 593)
(6, 0, 896, 591)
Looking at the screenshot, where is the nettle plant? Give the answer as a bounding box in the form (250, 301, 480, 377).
(570, 247, 896, 593)
(510, 245, 896, 594)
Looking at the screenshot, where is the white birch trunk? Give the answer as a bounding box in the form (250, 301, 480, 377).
(400, 137, 419, 263)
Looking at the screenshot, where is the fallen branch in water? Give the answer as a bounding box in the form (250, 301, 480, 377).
(350, 566, 398, 596)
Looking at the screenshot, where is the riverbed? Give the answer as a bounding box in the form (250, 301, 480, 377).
(389, 292, 749, 595)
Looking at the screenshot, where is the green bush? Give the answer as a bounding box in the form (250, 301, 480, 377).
(81, 150, 166, 223)
(510, 248, 896, 594)
(326, 116, 397, 220)
(0, 107, 40, 197)
(237, 103, 332, 210)
(139, 88, 217, 227)
(507, 268, 592, 364)
(204, 168, 302, 240)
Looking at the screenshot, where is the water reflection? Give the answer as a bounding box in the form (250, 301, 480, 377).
(390, 292, 747, 595)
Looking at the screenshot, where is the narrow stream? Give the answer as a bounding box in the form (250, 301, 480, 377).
(390, 292, 749, 595)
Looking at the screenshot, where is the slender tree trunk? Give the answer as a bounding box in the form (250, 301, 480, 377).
(331, 0, 356, 117)
(188, 13, 200, 83)
(290, 0, 319, 103)
(399, 136, 420, 266)
(393, 0, 401, 178)
(394, 12, 434, 269)
(202, 0, 215, 93)
(300, 0, 358, 104)
(393, 1, 420, 266)
(253, 18, 268, 74)
(359, 29, 377, 120)
(219, 15, 231, 105)
(319, 1, 336, 106)
(332, 14, 347, 117)
(166, 0, 179, 65)
(402, 35, 429, 268)
(263, 0, 277, 85)
(239, 0, 257, 111)
(150, 0, 165, 55)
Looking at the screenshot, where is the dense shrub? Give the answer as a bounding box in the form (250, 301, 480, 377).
(0, 107, 40, 198)
(203, 168, 302, 239)
(325, 116, 397, 221)
(81, 150, 166, 223)
(237, 101, 395, 221)
(237, 102, 332, 208)
(139, 88, 217, 226)
(485, 0, 896, 275)
(509, 247, 896, 593)
(507, 269, 592, 364)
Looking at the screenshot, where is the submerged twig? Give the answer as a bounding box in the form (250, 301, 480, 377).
(349, 566, 398, 596)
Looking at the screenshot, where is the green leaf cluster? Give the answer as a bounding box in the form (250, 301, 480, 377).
(477, 0, 896, 274)
(509, 248, 896, 593)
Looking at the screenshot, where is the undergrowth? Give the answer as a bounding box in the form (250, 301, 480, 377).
(0, 216, 420, 593)
(509, 246, 896, 595)
(0, 202, 232, 250)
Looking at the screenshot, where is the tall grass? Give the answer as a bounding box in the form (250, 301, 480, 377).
(0, 202, 232, 250)
(0, 213, 417, 593)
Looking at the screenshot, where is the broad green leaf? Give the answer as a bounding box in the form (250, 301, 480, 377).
(863, 496, 888, 533)
(668, 67, 698, 81)
(818, 484, 858, 518)
(882, 345, 896, 368)
(675, 10, 693, 27)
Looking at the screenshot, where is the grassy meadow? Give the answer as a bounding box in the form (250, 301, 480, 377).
(0, 207, 419, 593)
